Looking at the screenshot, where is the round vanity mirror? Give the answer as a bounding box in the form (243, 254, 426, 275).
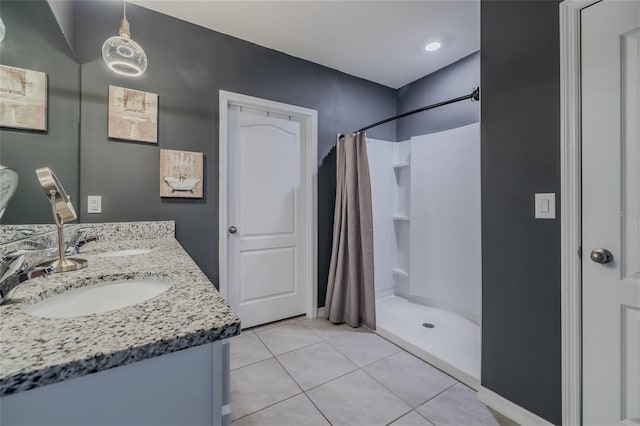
(35, 167, 77, 223)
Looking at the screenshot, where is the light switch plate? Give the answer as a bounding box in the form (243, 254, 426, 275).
(535, 193, 555, 219)
(87, 196, 102, 214)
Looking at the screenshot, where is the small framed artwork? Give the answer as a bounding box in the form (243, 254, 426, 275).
(108, 85, 158, 143)
(0, 65, 47, 131)
(160, 149, 204, 198)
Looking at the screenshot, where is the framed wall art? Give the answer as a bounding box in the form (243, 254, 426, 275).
(160, 149, 204, 198)
(0, 65, 47, 131)
(108, 85, 158, 143)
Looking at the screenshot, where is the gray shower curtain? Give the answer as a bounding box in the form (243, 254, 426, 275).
(325, 131, 376, 329)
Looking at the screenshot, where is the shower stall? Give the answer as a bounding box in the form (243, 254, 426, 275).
(367, 122, 481, 388)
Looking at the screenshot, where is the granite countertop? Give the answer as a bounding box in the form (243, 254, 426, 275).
(0, 237, 241, 396)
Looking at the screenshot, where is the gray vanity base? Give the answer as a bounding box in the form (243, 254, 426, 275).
(1, 341, 231, 426)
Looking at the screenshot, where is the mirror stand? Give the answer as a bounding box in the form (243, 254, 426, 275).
(38, 190, 87, 273)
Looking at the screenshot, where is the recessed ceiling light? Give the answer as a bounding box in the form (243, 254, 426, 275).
(425, 42, 442, 52)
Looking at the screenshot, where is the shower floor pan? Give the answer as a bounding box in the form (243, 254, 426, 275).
(375, 295, 480, 389)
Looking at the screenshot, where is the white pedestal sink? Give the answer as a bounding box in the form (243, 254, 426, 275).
(22, 279, 172, 318)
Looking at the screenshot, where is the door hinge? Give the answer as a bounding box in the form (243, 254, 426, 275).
(578, 246, 582, 259)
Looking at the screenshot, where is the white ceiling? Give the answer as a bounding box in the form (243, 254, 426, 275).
(130, 1, 480, 89)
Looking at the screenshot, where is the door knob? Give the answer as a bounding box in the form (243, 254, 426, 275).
(590, 248, 613, 264)
(228, 226, 237, 234)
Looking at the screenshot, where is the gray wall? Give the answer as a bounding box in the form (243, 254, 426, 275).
(46, 0, 76, 54)
(396, 52, 479, 141)
(75, 1, 396, 296)
(0, 0, 79, 224)
(480, 1, 561, 424)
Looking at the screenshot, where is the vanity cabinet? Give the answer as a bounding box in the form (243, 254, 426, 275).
(0, 341, 231, 426)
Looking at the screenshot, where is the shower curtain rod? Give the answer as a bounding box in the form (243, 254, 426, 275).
(347, 87, 480, 135)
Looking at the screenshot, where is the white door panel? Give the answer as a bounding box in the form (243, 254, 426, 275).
(237, 124, 299, 237)
(239, 247, 297, 302)
(227, 106, 306, 328)
(582, 1, 640, 424)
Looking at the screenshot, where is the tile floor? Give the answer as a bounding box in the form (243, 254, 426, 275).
(230, 316, 517, 426)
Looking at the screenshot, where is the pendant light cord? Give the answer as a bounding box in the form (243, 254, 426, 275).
(118, 1, 131, 38)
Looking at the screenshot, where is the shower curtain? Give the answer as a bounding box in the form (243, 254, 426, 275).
(325, 131, 376, 329)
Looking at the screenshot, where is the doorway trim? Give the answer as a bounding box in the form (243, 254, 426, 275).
(559, 1, 600, 425)
(218, 90, 319, 321)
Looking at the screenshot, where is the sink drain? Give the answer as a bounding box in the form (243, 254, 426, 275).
(422, 322, 435, 329)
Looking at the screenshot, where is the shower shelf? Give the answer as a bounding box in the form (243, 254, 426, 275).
(392, 215, 410, 221)
(392, 268, 409, 277)
(393, 162, 410, 169)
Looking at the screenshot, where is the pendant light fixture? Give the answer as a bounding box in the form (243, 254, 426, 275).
(102, 2, 147, 77)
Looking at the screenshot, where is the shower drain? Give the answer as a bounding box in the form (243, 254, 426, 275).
(422, 322, 435, 329)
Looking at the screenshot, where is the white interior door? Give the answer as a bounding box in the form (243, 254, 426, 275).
(582, 1, 640, 424)
(226, 105, 307, 329)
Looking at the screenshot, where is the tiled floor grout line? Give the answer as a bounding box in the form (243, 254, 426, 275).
(230, 391, 304, 423)
(323, 339, 403, 370)
(302, 390, 334, 425)
(262, 335, 335, 425)
(356, 349, 461, 415)
(300, 363, 360, 393)
(231, 323, 307, 423)
(300, 362, 412, 426)
(231, 318, 504, 426)
(308, 324, 459, 425)
(257, 335, 324, 358)
(239, 333, 347, 426)
(359, 364, 417, 412)
(383, 410, 416, 426)
(235, 320, 367, 373)
(296, 321, 349, 342)
(271, 347, 303, 392)
(230, 355, 274, 372)
(249, 318, 330, 356)
(243, 320, 396, 424)
(270, 325, 360, 394)
(413, 408, 437, 425)
(411, 381, 460, 425)
(251, 324, 298, 358)
(317, 326, 395, 368)
(229, 330, 274, 371)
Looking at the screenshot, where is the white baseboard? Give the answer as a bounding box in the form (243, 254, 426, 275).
(221, 404, 231, 426)
(317, 307, 327, 318)
(477, 386, 554, 426)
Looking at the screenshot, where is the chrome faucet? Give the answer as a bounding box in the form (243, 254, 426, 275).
(1, 247, 57, 263)
(0, 250, 56, 304)
(65, 227, 101, 256)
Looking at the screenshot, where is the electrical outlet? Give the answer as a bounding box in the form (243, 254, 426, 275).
(87, 196, 102, 214)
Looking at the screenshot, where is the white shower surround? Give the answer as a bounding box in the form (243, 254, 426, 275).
(367, 124, 481, 322)
(367, 123, 481, 384)
(409, 124, 481, 323)
(366, 138, 395, 298)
